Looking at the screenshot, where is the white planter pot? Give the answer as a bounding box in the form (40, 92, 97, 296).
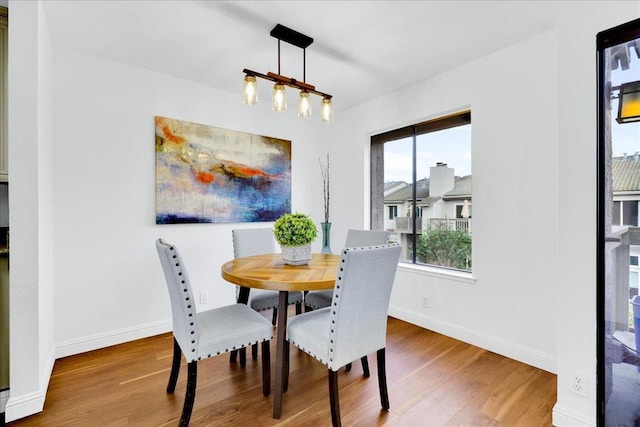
(281, 244, 311, 266)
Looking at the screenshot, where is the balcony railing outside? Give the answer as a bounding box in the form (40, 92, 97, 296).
(429, 218, 472, 234)
(393, 217, 472, 234)
(394, 217, 422, 233)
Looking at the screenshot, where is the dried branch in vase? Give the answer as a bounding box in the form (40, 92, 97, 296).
(319, 152, 330, 223)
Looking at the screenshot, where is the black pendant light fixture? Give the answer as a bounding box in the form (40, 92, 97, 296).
(242, 24, 333, 123)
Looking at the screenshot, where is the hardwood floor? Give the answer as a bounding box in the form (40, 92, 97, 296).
(9, 317, 556, 426)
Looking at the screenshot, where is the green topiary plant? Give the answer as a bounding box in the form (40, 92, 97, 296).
(273, 213, 318, 247)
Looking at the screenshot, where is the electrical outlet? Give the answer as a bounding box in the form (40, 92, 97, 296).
(199, 292, 208, 305)
(570, 373, 588, 397)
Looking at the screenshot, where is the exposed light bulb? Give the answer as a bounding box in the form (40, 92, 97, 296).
(298, 91, 312, 118)
(242, 75, 258, 105)
(272, 83, 286, 112)
(321, 97, 333, 123)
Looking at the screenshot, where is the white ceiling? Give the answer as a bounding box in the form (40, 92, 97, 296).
(41, 1, 557, 111)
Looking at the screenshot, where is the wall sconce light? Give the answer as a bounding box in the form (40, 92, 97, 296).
(242, 24, 333, 123)
(616, 80, 640, 124)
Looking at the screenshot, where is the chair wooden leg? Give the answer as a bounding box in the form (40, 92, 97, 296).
(303, 291, 311, 312)
(262, 340, 271, 397)
(252, 343, 258, 359)
(328, 369, 341, 427)
(361, 356, 370, 378)
(229, 350, 238, 363)
(239, 347, 247, 368)
(345, 363, 352, 372)
(271, 308, 278, 326)
(295, 302, 302, 314)
(377, 348, 389, 410)
(167, 338, 181, 393)
(179, 361, 197, 427)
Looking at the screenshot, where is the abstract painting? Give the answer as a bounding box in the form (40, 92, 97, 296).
(155, 116, 291, 224)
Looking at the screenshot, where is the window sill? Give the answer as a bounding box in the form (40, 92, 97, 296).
(397, 262, 477, 285)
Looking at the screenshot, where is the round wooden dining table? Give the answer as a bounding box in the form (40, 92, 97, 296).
(221, 252, 340, 419)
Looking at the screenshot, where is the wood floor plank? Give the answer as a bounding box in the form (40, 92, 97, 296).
(8, 317, 556, 426)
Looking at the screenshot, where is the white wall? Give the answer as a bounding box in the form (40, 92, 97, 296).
(8, 2, 337, 419)
(50, 46, 335, 355)
(7, 0, 55, 421)
(337, 30, 559, 372)
(332, 3, 640, 426)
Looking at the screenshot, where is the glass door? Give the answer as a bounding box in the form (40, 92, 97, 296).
(597, 18, 640, 426)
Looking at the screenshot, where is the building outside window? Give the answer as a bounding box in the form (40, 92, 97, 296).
(371, 111, 472, 271)
(612, 150, 640, 228)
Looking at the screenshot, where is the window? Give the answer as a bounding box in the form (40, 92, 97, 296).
(624, 201, 639, 226)
(388, 205, 398, 220)
(613, 200, 639, 226)
(456, 204, 472, 219)
(371, 111, 472, 271)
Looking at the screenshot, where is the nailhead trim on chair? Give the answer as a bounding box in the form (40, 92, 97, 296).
(168, 245, 200, 362)
(194, 338, 273, 361)
(288, 249, 360, 368)
(159, 238, 276, 426)
(291, 245, 393, 368)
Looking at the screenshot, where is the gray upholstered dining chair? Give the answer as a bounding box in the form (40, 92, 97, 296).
(305, 229, 389, 310)
(287, 243, 401, 427)
(156, 238, 273, 426)
(232, 228, 304, 360)
(232, 228, 304, 324)
(305, 229, 390, 374)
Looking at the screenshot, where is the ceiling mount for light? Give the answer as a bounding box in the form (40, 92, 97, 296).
(242, 24, 333, 123)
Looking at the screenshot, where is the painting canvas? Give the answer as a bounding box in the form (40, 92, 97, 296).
(155, 116, 291, 224)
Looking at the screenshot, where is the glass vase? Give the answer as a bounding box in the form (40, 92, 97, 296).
(321, 222, 332, 254)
